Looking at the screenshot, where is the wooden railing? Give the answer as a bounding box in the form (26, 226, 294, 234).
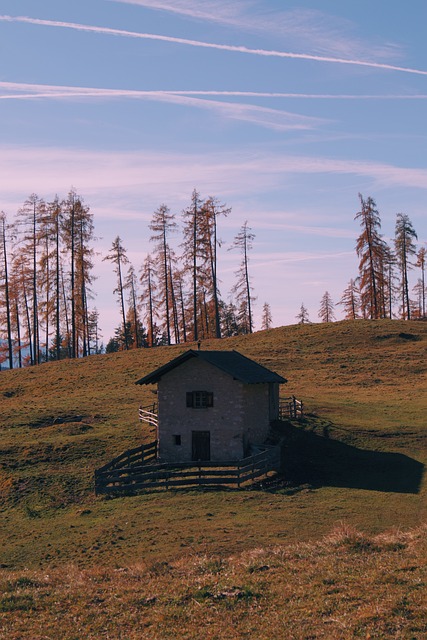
(95, 440, 158, 477)
(139, 403, 158, 428)
(94, 444, 281, 496)
(279, 396, 303, 420)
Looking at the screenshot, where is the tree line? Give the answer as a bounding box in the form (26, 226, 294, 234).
(1, 189, 425, 368)
(103, 189, 257, 352)
(0, 188, 258, 367)
(297, 193, 426, 325)
(0, 190, 98, 368)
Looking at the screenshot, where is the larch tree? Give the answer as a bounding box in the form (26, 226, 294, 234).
(103, 236, 130, 350)
(149, 204, 177, 346)
(200, 196, 231, 339)
(221, 301, 239, 337)
(182, 189, 203, 341)
(296, 303, 310, 325)
(16, 194, 43, 364)
(125, 264, 142, 348)
(261, 302, 272, 330)
(415, 246, 426, 318)
(355, 194, 388, 320)
(47, 196, 64, 361)
(339, 279, 360, 320)
(412, 279, 424, 319)
(394, 213, 417, 320)
(38, 200, 56, 362)
(139, 253, 158, 347)
(173, 267, 187, 343)
(318, 291, 335, 323)
(61, 191, 96, 357)
(0, 213, 14, 368)
(230, 221, 256, 334)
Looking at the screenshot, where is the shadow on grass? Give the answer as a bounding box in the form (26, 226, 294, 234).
(275, 420, 424, 494)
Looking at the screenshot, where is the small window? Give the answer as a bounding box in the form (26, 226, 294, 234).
(186, 391, 214, 408)
(173, 434, 182, 446)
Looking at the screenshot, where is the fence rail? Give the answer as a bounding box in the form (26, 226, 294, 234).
(279, 396, 303, 420)
(95, 443, 281, 495)
(95, 440, 158, 475)
(138, 403, 158, 428)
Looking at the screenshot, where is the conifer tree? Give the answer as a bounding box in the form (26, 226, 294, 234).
(16, 194, 43, 364)
(0, 213, 13, 368)
(339, 279, 360, 320)
(415, 246, 426, 318)
(182, 189, 203, 341)
(149, 204, 177, 345)
(61, 190, 95, 357)
(139, 253, 158, 347)
(125, 264, 142, 348)
(261, 302, 272, 330)
(200, 197, 231, 338)
(103, 236, 130, 350)
(318, 291, 335, 322)
(296, 303, 310, 324)
(394, 213, 417, 320)
(355, 194, 388, 320)
(230, 221, 256, 333)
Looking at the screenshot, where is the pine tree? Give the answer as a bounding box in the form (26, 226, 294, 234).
(318, 291, 335, 323)
(394, 213, 417, 320)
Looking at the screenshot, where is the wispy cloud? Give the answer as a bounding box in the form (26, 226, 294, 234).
(1, 15, 426, 76)
(1, 147, 426, 216)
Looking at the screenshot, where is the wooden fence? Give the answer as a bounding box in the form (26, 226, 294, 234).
(138, 403, 158, 428)
(95, 440, 158, 476)
(279, 396, 303, 420)
(94, 443, 281, 496)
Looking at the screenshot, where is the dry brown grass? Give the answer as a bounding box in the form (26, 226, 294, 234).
(1, 524, 426, 639)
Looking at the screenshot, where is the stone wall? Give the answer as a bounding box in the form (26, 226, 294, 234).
(156, 358, 275, 462)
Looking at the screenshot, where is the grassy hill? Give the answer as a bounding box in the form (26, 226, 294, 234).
(1, 319, 426, 638)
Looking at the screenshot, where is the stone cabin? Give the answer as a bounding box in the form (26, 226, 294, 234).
(136, 349, 286, 463)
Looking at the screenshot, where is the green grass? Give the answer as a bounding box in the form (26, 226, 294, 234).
(0, 319, 426, 637)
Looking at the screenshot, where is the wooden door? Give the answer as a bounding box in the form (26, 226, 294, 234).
(192, 431, 211, 461)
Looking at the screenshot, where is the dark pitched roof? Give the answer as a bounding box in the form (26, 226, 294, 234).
(135, 349, 286, 385)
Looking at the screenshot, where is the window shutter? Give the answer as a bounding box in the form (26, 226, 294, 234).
(207, 392, 214, 407)
(186, 392, 193, 407)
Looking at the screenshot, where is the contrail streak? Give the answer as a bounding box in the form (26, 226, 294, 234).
(1, 81, 426, 100)
(2, 14, 427, 76)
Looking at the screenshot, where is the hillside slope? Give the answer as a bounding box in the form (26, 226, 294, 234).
(0, 319, 426, 571)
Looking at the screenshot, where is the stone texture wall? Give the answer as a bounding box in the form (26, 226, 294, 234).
(156, 358, 275, 463)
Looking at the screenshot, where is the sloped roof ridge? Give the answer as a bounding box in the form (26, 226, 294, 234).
(136, 347, 286, 385)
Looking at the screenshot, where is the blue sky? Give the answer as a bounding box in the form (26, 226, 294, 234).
(1, 1, 426, 340)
